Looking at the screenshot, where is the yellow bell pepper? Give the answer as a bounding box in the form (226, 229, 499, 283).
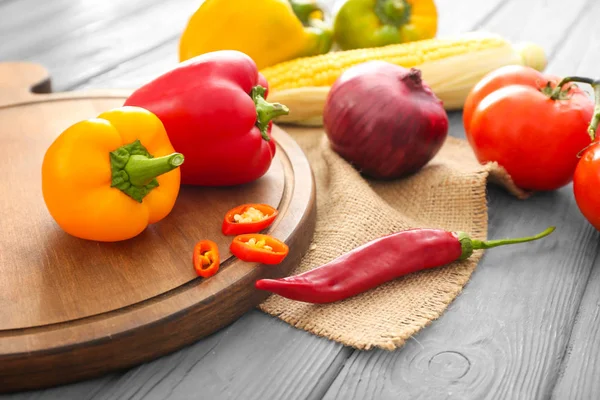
(41, 106, 184, 242)
(178, 0, 333, 70)
(333, 0, 438, 50)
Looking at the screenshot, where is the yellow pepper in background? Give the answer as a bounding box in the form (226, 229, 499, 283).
(42, 107, 184, 242)
(178, 0, 333, 70)
(333, 0, 438, 50)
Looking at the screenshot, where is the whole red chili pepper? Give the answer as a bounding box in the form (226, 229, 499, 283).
(124, 50, 289, 186)
(255, 226, 555, 304)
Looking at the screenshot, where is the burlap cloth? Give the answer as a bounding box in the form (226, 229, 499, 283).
(258, 126, 528, 351)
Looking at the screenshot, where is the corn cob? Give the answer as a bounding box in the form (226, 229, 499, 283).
(260, 32, 547, 126)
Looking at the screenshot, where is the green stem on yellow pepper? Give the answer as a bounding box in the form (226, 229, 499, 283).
(125, 154, 184, 187)
(110, 139, 184, 202)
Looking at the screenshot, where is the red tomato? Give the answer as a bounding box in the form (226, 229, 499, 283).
(574, 142, 600, 230)
(463, 65, 594, 191)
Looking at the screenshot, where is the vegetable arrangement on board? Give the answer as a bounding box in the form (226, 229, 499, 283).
(41, 0, 600, 308)
(41, 51, 292, 279)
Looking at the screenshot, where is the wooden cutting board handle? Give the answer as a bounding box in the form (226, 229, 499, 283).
(0, 62, 52, 105)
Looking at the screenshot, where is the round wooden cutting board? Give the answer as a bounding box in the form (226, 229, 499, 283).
(0, 62, 316, 393)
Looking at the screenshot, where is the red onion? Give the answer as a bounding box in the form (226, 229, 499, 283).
(323, 61, 449, 179)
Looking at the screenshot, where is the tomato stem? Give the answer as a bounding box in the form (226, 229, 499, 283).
(590, 83, 600, 141)
(550, 76, 600, 141)
(549, 76, 594, 100)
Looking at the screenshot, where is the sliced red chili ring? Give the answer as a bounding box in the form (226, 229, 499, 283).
(222, 203, 278, 235)
(230, 233, 289, 265)
(193, 239, 220, 278)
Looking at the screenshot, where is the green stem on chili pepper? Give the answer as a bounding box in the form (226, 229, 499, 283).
(549, 76, 600, 141)
(256, 226, 556, 304)
(251, 85, 290, 141)
(457, 226, 555, 260)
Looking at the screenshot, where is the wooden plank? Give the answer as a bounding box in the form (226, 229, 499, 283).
(551, 258, 600, 400)
(0, 0, 169, 61)
(549, 7, 600, 399)
(322, 0, 600, 398)
(76, 40, 178, 90)
(482, 0, 595, 58)
(11, 0, 200, 91)
(0, 0, 72, 40)
(0, 311, 352, 400)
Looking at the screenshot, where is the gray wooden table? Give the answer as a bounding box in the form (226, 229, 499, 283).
(1, 0, 599, 398)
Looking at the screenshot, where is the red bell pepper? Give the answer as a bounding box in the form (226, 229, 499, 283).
(230, 234, 289, 265)
(222, 203, 278, 235)
(193, 239, 220, 278)
(123, 50, 290, 186)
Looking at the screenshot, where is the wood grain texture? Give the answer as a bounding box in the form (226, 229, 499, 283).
(0, 311, 351, 400)
(551, 258, 600, 400)
(15, 0, 200, 91)
(482, 0, 594, 58)
(78, 40, 179, 91)
(0, 64, 316, 393)
(0, 0, 73, 43)
(323, 0, 600, 398)
(0, 0, 168, 61)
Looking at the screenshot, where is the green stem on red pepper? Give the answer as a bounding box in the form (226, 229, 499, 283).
(549, 76, 600, 141)
(457, 226, 556, 260)
(251, 85, 290, 141)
